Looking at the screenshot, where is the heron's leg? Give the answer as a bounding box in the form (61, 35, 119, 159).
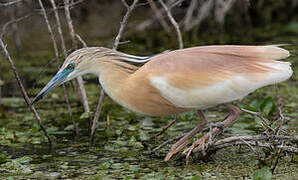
(164, 110, 207, 161)
(185, 104, 242, 164)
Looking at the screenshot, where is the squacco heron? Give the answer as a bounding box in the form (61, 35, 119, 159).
(32, 45, 292, 161)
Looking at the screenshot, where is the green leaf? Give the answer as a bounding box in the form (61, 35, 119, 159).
(0, 153, 6, 163)
(260, 97, 276, 116)
(252, 167, 272, 180)
(191, 175, 202, 180)
(80, 112, 94, 119)
(249, 99, 261, 111)
(139, 130, 149, 141)
(64, 124, 74, 131)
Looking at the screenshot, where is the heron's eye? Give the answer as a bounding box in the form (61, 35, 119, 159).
(66, 63, 75, 69)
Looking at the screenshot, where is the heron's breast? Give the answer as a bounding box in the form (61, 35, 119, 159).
(100, 75, 187, 116)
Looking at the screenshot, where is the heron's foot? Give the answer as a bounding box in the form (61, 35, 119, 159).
(164, 130, 202, 161)
(164, 111, 207, 161)
(184, 104, 242, 164)
(184, 129, 215, 164)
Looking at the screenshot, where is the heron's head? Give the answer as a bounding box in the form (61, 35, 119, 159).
(32, 47, 151, 105)
(31, 47, 112, 105)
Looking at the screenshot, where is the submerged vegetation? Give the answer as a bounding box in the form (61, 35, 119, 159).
(0, 0, 298, 179)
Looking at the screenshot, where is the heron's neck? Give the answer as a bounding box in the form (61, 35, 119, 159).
(98, 61, 138, 103)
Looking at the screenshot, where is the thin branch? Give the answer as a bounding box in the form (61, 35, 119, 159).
(241, 108, 276, 132)
(113, 0, 139, 50)
(34, 0, 85, 13)
(153, 116, 177, 138)
(90, 89, 105, 145)
(90, 0, 139, 145)
(64, 0, 78, 49)
(147, 0, 171, 33)
(271, 141, 284, 172)
(64, 0, 90, 113)
(239, 137, 258, 155)
(274, 85, 285, 135)
(152, 133, 186, 153)
(183, 0, 214, 31)
(37, 0, 60, 67)
(38, 0, 77, 135)
(169, 0, 185, 9)
(179, 134, 298, 158)
(1, 13, 34, 38)
(121, 0, 129, 8)
(0, 0, 22, 7)
(50, 0, 66, 59)
(191, 135, 298, 154)
(50, 0, 79, 135)
(0, 38, 53, 147)
(183, 0, 197, 29)
(158, 0, 183, 49)
(76, 34, 87, 47)
(208, 141, 298, 154)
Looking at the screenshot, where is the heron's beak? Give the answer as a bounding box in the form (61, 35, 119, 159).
(31, 71, 69, 105)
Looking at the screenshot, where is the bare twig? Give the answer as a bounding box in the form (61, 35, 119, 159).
(1, 13, 33, 38)
(0, 39, 53, 147)
(0, 0, 84, 38)
(34, 0, 85, 13)
(118, 40, 131, 45)
(206, 141, 298, 154)
(121, 0, 129, 8)
(169, 0, 185, 9)
(158, 0, 183, 49)
(192, 135, 298, 154)
(49, 0, 66, 60)
(90, 89, 105, 145)
(271, 141, 284, 172)
(270, 85, 286, 172)
(274, 85, 285, 135)
(8, 4, 22, 53)
(152, 133, 186, 153)
(153, 116, 177, 138)
(183, 0, 197, 29)
(64, 0, 90, 113)
(113, 0, 139, 50)
(64, 0, 78, 49)
(216, 135, 298, 144)
(0, 0, 22, 7)
(76, 34, 87, 47)
(147, 0, 171, 33)
(38, 0, 77, 135)
(241, 108, 276, 132)
(183, 0, 214, 31)
(239, 137, 259, 155)
(214, 0, 235, 24)
(50, 0, 79, 135)
(90, 0, 139, 145)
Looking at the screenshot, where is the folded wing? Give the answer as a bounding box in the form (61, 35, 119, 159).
(135, 45, 292, 109)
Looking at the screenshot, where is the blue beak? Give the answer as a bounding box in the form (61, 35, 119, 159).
(31, 71, 69, 105)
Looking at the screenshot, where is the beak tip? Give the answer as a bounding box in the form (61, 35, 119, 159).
(31, 94, 43, 105)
